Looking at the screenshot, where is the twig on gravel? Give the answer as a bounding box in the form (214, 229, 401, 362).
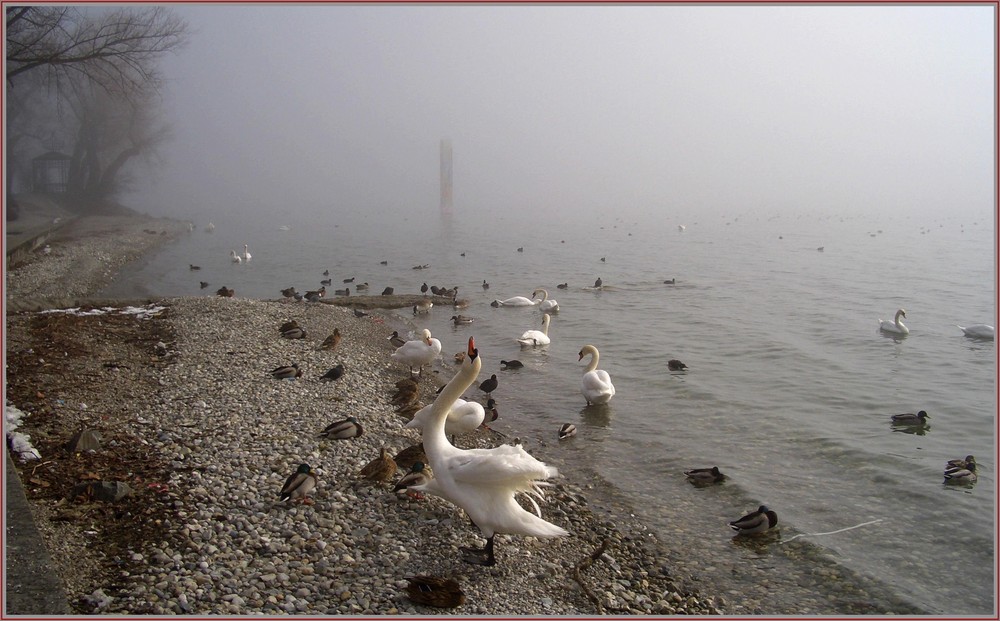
(572, 536, 611, 613)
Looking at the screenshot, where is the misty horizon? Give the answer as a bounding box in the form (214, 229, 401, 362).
(118, 4, 993, 225)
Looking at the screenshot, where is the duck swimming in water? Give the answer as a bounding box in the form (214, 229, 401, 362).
(729, 505, 778, 535)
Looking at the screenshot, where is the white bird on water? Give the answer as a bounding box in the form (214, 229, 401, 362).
(517, 313, 552, 347)
(957, 324, 994, 340)
(242, 243, 252, 262)
(408, 336, 568, 566)
(230, 249, 241, 263)
(879, 309, 908, 335)
(578, 344, 615, 405)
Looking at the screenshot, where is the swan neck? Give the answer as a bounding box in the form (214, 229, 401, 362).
(542, 315, 550, 335)
(584, 347, 599, 373)
(427, 355, 482, 438)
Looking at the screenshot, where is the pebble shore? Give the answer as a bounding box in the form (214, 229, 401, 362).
(5, 216, 721, 615)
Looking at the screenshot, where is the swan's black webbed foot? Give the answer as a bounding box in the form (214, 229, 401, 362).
(460, 536, 496, 566)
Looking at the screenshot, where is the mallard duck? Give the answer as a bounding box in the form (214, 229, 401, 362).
(360, 447, 398, 485)
(453, 351, 466, 365)
(355, 282, 369, 291)
(500, 360, 523, 370)
(320, 329, 342, 351)
(394, 461, 432, 499)
(478, 374, 498, 397)
(396, 402, 424, 420)
(944, 460, 978, 485)
(279, 319, 299, 333)
(396, 377, 419, 390)
(663, 278, 675, 284)
(216, 286, 235, 297)
(451, 315, 474, 325)
(281, 326, 307, 339)
(280, 287, 297, 298)
(891, 410, 929, 425)
(946, 455, 976, 470)
(271, 363, 302, 380)
(684, 466, 726, 484)
(405, 575, 465, 608)
(320, 416, 363, 439)
(319, 364, 345, 382)
(389, 331, 407, 348)
(279, 463, 317, 504)
(393, 385, 420, 407)
(668, 359, 688, 372)
(200, 281, 209, 289)
(334, 288, 350, 296)
(485, 399, 499, 423)
(343, 277, 355, 283)
(304, 286, 326, 300)
(729, 505, 778, 535)
(393, 443, 427, 470)
(558, 423, 577, 440)
(189, 264, 201, 271)
(321, 278, 332, 286)
(353, 309, 369, 318)
(413, 300, 433, 314)
(556, 283, 568, 289)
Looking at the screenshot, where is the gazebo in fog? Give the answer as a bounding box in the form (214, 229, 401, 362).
(31, 151, 72, 194)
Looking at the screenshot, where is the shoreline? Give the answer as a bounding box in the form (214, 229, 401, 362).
(3, 214, 928, 615)
(4, 215, 720, 615)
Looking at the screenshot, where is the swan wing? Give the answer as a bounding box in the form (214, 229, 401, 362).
(445, 445, 558, 486)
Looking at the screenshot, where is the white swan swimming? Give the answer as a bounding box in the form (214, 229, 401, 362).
(957, 324, 995, 339)
(409, 336, 568, 565)
(535, 288, 560, 313)
(578, 344, 615, 405)
(230, 249, 242, 263)
(390, 328, 442, 376)
(405, 397, 485, 440)
(491, 288, 543, 308)
(879, 309, 909, 335)
(242, 243, 252, 262)
(517, 313, 551, 347)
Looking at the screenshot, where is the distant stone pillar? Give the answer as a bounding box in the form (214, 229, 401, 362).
(440, 139, 453, 216)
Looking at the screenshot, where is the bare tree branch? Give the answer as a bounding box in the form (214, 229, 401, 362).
(6, 6, 188, 100)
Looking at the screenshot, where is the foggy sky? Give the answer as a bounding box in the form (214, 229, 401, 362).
(129, 4, 995, 224)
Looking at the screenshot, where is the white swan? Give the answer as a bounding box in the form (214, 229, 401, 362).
(957, 324, 995, 339)
(229, 249, 242, 263)
(491, 288, 543, 308)
(517, 313, 551, 347)
(535, 288, 560, 313)
(406, 398, 485, 440)
(409, 336, 568, 565)
(242, 243, 252, 262)
(879, 309, 909, 335)
(578, 344, 615, 405)
(390, 328, 442, 376)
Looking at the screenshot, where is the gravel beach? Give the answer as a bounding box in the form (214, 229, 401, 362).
(4, 216, 721, 615)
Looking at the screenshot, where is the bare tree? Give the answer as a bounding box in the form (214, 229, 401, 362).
(6, 6, 187, 211)
(6, 6, 188, 99)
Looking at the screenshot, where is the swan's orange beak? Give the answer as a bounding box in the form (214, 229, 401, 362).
(467, 336, 477, 359)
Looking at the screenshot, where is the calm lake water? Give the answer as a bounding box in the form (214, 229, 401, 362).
(101, 205, 996, 615)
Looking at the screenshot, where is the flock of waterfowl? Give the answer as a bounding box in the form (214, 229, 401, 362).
(209, 237, 986, 553)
